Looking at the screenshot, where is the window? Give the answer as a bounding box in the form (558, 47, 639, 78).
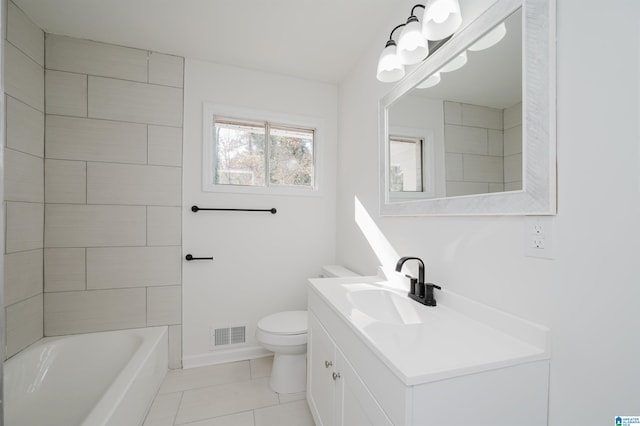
(203, 104, 320, 195)
(215, 119, 266, 186)
(387, 126, 436, 199)
(389, 135, 423, 192)
(268, 125, 314, 187)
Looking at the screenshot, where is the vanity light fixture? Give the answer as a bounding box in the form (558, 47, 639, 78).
(376, 24, 407, 83)
(416, 50, 464, 89)
(376, 0, 463, 83)
(468, 22, 507, 51)
(422, 0, 462, 40)
(416, 72, 441, 89)
(397, 5, 429, 65)
(439, 50, 467, 72)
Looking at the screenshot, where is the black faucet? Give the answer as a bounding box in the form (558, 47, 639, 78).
(395, 256, 441, 306)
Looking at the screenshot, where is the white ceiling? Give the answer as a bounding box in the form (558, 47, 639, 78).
(13, 0, 399, 83)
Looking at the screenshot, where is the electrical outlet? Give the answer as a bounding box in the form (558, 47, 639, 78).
(525, 217, 554, 259)
(532, 237, 545, 249)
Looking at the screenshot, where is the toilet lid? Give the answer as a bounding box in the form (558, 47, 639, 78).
(257, 311, 307, 335)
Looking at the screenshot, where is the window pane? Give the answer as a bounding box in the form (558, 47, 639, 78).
(269, 126, 314, 188)
(389, 136, 423, 192)
(215, 119, 265, 186)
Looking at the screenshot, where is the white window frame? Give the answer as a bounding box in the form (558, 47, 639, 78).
(388, 126, 436, 200)
(203, 103, 324, 196)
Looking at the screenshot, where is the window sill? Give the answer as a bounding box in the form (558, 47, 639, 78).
(202, 183, 323, 198)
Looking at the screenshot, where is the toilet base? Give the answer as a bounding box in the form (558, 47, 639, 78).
(269, 353, 307, 394)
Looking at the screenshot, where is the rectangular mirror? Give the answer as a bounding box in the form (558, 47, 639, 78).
(379, 0, 556, 215)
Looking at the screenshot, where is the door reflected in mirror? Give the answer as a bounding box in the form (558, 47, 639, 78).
(387, 8, 522, 200)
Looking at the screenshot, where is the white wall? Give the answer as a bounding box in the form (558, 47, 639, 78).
(337, 0, 640, 423)
(548, 1, 640, 421)
(182, 59, 338, 365)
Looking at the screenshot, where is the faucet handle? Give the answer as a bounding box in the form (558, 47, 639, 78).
(424, 283, 442, 306)
(405, 275, 418, 295)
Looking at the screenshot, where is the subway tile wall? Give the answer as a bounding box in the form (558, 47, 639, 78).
(443, 101, 523, 196)
(444, 101, 504, 197)
(4, 1, 45, 358)
(43, 33, 184, 368)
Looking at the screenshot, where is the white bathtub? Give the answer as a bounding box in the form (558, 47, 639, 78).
(4, 326, 168, 426)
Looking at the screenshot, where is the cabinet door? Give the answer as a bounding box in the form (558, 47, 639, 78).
(335, 348, 393, 426)
(308, 313, 337, 426)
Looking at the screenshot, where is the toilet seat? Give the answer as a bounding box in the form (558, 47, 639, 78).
(257, 311, 307, 336)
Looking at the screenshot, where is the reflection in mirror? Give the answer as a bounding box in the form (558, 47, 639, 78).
(388, 8, 522, 200)
(380, 0, 555, 216)
(389, 135, 423, 192)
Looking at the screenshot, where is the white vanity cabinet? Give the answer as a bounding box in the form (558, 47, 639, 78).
(308, 312, 392, 426)
(307, 277, 551, 426)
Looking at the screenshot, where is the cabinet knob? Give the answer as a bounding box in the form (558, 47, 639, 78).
(332, 372, 341, 381)
(324, 360, 333, 368)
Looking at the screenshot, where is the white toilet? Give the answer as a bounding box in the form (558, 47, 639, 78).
(256, 310, 308, 394)
(256, 265, 359, 394)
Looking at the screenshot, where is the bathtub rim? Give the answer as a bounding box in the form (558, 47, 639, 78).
(82, 326, 169, 426)
(4, 326, 169, 426)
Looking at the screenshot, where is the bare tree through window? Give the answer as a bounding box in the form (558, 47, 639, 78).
(214, 118, 314, 189)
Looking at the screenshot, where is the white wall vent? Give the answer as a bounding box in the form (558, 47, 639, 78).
(210, 324, 247, 349)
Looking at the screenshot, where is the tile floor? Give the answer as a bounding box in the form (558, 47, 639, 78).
(143, 356, 315, 426)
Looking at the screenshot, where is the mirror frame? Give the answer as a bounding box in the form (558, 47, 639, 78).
(379, 0, 556, 216)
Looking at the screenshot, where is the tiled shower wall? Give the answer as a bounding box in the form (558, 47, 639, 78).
(444, 101, 505, 196)
(443, 100, 523, 196)
(3, 1, 45, 358)
(42, 34, 184, 367)
(4, 2, 185, 365)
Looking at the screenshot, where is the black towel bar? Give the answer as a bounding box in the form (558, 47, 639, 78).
(191, 205, 276, 214)
(185, 254, 213, 261)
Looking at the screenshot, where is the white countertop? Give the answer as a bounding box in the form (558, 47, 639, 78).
(308, 275, 550, 386)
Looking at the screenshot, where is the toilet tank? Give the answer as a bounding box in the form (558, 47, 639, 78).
(320, 265, 360, 278)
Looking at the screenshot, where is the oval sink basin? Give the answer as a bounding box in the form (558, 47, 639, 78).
(346, 288, 424, 325)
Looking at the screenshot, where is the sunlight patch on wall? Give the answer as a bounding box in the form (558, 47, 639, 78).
(354, 196, 405, 289)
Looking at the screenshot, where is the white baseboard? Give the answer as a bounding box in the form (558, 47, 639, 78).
(182, 345, 272, 369)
